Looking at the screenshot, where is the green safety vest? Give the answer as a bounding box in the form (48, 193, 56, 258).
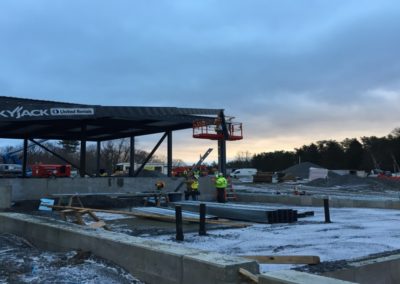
(191, 180, 199, 190)
(215, 177, 228, 188)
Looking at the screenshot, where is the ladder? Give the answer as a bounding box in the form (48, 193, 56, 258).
(226, 177, 237, 201)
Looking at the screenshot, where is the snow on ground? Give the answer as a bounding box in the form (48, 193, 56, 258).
(234, 183, 400, 201)
(89, 212, 132, 221)
(0, 233, 144, 283)
(144, 205, 400, 273)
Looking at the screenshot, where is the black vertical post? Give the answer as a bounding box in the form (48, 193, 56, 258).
(22, 138, 28, 178)
(80, 125, 87, 177)
(218, 110, 228, 176)
(199, 203, 206, 236)
(217, 139, 227, 176)
(167, 131, 172, 177)
(96, 141, 101, 177)
(129, 136, 135, 177)
(175, 205, 184, 241)
(324, 198, 331, 223)
(220, 138, 226, 176)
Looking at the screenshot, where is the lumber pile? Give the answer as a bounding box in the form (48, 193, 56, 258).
(59, 208, 111, 230)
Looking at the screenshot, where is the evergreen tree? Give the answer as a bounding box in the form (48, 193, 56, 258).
(58, 140, 80, 154)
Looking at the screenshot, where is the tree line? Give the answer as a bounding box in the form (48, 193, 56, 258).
(227, 128, 400, 173)
(1, 138, 170, 175)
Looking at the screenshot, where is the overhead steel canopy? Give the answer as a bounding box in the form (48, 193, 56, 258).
(0, 96, 222, 141)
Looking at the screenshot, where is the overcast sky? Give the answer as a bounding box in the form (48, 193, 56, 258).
(1, 1, 400, 163)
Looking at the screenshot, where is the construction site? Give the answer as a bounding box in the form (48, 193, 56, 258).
(1, 96, 400, 284)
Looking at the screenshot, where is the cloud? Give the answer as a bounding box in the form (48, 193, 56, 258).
(1, 1, 400, 161)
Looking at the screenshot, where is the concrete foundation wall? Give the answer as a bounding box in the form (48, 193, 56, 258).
(237, 193, 400, 210)
(322, 254, 400, 284)
(0, 212, 258, 284)
(0, 176, 218, 202)
(260, 270, 356, 284)
(0, 185, 11, 209)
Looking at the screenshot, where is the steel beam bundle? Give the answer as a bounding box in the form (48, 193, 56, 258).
(172, 201, 307, 224)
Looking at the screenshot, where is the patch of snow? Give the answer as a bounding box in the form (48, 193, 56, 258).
(144, 206, 400, 273)
(90, 212, 132, 221)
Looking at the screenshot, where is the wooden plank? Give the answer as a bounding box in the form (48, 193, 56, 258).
(87, 211, 100, 221)
(68, 196, 73, 206)
(241, 255, 320, 265)
(238, 268, 258, 283)
(76, 196, 84, 208)
(59, 213, 67, 221)
(89, 220, 106, 228)
(74, 212, 85, 225)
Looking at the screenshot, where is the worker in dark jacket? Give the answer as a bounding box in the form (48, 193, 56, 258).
(215, 173, 228, 203)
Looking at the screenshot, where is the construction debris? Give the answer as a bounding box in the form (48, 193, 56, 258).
(239, 268, 259, 283)
(58, 208, 111, 230)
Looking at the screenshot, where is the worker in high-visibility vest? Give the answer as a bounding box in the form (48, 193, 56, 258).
(190, 177, 200, 200)
(215, 173, 228, 203)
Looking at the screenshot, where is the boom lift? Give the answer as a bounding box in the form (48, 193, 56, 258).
(192, 118, 243, 141)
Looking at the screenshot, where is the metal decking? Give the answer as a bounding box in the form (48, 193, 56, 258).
(172, 201, 305, 223)
(133, 206, 217, 220)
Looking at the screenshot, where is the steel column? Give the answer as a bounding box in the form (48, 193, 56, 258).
(218, 139, 227, 176)
(80, 125, 87, 177)
(22, 138, 28, 178)
(96, 141, 101, 177)
(129, 136, 135, 177)
(167, 131, 172, 177)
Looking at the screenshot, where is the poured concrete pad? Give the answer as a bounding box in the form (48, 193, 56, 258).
(0, 212, 258, 284)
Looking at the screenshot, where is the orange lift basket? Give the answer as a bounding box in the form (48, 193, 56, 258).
(192, 119, 243, 141)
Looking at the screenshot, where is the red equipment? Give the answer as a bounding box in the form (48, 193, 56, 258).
(31, 164, 71, 178)
(172, 165, 209, 177)
(192, 119, 243, 140)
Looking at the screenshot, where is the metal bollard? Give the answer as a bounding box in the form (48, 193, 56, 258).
(199, 203, 206, 236)
(175, 205, 184, 241)
(324, 198, 331, 223)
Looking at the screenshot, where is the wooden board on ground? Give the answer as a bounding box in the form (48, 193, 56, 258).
(242, 255, 320, 264)
(239, 268, 259, 283)
(89, 220, 106, 229)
